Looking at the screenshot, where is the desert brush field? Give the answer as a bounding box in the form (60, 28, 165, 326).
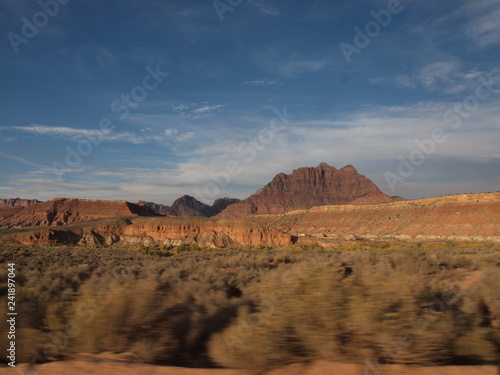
(1, 244, 499, 374)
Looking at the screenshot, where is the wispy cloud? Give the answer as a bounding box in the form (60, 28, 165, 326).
(461, 0, 500, 48)
(8, 125, 113, 139)
(248, 1, 280, 16)
(243, 79, 282, 86)
(0, 151, 48, 169)
(192, 104, 225, 115)
(370, 62, 494, 94)
(2, 124, 195, 146)
(163, 102, 226, 119)
(164, 128, 195, 142)
(172, 99, 500, 200)
(253, 50, 329, 78)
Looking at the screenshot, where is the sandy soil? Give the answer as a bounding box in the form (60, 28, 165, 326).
(1, 360, 497, 375)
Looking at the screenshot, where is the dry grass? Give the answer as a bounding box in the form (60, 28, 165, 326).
(0, 245, 499, 372)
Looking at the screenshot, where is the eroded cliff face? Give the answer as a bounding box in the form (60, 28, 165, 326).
(0, 198, 41, 207)
(1, 193, 498, 247)
(2, 216, 294, 248)
(258, 193, 500, 243)
(0, 198, 157, 227)
(218, 163, 393, 218)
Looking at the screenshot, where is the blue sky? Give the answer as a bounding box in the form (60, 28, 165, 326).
(0, 0, 499, 204)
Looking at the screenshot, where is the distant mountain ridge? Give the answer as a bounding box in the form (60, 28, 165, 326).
(137, 201, 170, 215)
(217, 163, 394, 218)
(0, 198, 42, 207)
(0, 198, 157, 227)
(0, 163, 393, 222)
(139, 196, 241, 217)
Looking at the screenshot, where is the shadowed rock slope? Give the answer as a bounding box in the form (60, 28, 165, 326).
(139, 196, 241, 217)
(0, 198, 41, 207)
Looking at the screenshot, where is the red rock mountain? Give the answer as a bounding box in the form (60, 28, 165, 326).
(218, 163, 393, 218)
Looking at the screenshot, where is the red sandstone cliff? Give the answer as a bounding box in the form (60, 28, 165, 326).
(2, 216, 294, 248)
(218, 163, 393, 217)
(0, 198, 157, 227)
(1, 193, 499, 247)
(255, 192, 500, 243)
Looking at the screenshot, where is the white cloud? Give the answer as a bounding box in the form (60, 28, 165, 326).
(170, 104, 190, 112)
(192, 104, 225, 115)
(370, 63, 498, 95)
(176, 132, 195, 142)
(155, 102, 226, 119)
(253, 49, 330, 78)
(3, 99, 499, 203)
(415, 0, 500, 51)
(9, 125, 110, 139)
(165, 128, 179, 136)
(0, 151, 48, 169)
(6, 125, 148, 144)
(462, 1, 500, 48)
(2, 124, 196, 147)
(171, 99, 500, 200)
(243, 79, 282, 86)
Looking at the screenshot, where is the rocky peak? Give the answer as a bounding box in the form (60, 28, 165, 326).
(317, 162, 334, 169)
(137, 196, 241, 217)
(138, 201, 170, 215)
(211, 197, 241, 214)
(217, 163, 394, 218)
(165, 195, 215, 217)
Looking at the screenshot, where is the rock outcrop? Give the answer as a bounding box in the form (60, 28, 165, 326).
(0, 198, 157, 227)
(165, 195, 216, 217)
(140, 196, 241, 217)
(0, 198, 41, 207)
(257, 192, 500, 243)
(2, 216, 294, 248)
(2, 193, 499, 247)
(218, 163, 393, 217)
(138, 201, 170, 215)
(211, 197, 241, 214)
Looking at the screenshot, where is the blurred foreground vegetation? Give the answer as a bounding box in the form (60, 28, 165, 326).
(1, 244, 499, 371)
